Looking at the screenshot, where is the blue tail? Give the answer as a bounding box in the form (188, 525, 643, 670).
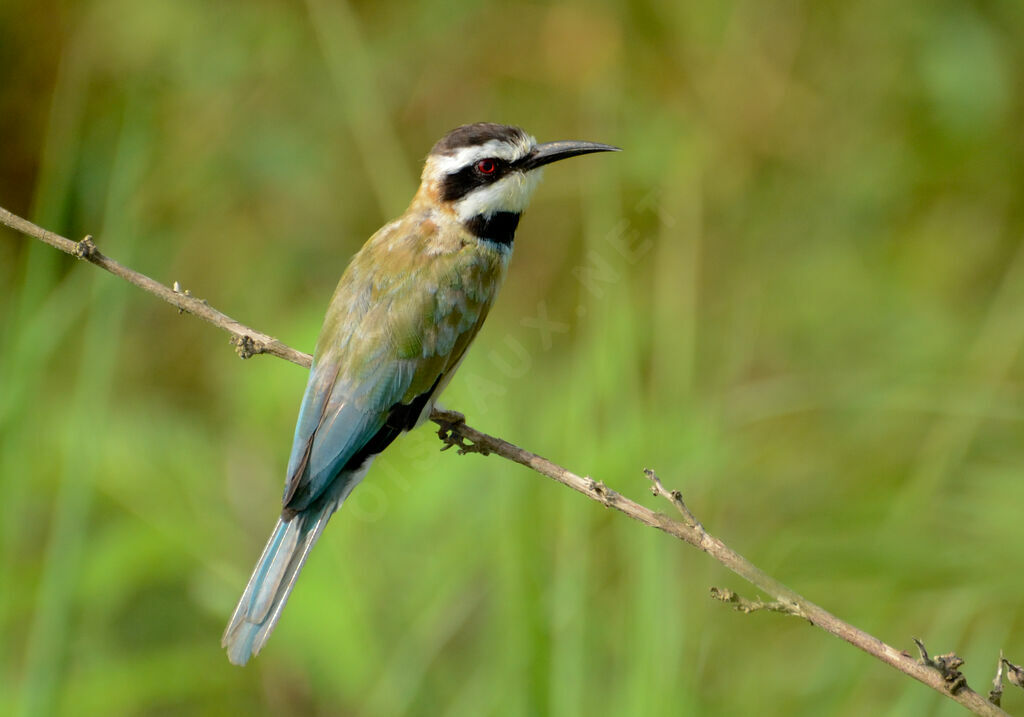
(222, 469, 366, 665)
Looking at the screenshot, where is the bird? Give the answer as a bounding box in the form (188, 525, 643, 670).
(222, 122, 619, 665)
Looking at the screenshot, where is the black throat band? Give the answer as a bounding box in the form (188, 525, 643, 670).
(464, 212, 520, 247)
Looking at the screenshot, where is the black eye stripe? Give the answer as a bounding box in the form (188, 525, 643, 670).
(440, 158, 509, 202)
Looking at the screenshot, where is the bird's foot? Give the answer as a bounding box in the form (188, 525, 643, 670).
(432, 409, 482, 454)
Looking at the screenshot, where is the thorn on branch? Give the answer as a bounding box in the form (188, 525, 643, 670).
(75, 235, 97, 259)
(231, 334, 265, 360)
(914, 638, 968, 695)
(644, 468, 703, 532)
(173, 280, 191, 314)
(173, 280, 210, 314)
(710, 586, 804, 617)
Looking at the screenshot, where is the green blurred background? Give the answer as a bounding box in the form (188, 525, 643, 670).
(2, 0, 1023, 715)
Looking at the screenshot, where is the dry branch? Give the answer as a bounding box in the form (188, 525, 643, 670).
(0, 205, 1012, 717)
(0, 207, 311, 368)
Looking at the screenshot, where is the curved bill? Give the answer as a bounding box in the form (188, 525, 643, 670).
(517, 140, 621, 170)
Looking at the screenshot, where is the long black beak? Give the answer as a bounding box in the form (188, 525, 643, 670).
(517, 140, 621, 171)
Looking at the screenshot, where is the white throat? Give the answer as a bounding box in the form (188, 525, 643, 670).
(452, 170, 543, 222)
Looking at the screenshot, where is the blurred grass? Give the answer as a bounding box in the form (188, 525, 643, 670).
(2, 0, 1023, 715)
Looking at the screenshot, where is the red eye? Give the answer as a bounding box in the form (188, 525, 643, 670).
(477, 159, 496, 174)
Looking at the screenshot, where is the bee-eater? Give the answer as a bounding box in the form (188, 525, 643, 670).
(222, 123, 619, 665)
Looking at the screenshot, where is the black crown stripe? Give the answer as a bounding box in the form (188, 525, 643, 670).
(431, 123, 528, 156)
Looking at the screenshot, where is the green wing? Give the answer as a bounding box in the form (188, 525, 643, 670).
(281, 218, 509, 514)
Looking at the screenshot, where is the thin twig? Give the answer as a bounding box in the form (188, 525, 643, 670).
(645, 467, 703, 531)
(991, 651, 1005, 707)
(1005, 657, 1024, 690)
(0, 204, 1011, 717)
(0, 207, 312, 368)
(431, 411, 1005, 716)
(709, 587, 802, 616)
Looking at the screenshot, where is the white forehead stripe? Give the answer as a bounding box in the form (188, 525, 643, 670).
(430, 134, 534, 176)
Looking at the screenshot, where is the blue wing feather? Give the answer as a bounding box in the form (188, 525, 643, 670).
(222, 355, 433, 666)
(283, 357, 416, 513)
(282, 358, 333, 490)
(223, 215, 510, 665)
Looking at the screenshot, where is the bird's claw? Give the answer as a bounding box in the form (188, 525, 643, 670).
(433, 409, 485, 455)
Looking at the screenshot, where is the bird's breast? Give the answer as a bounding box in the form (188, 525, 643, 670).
(315, 214, 510, 375)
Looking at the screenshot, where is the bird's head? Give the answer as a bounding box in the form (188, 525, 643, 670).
(417, 123, 619, 243)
